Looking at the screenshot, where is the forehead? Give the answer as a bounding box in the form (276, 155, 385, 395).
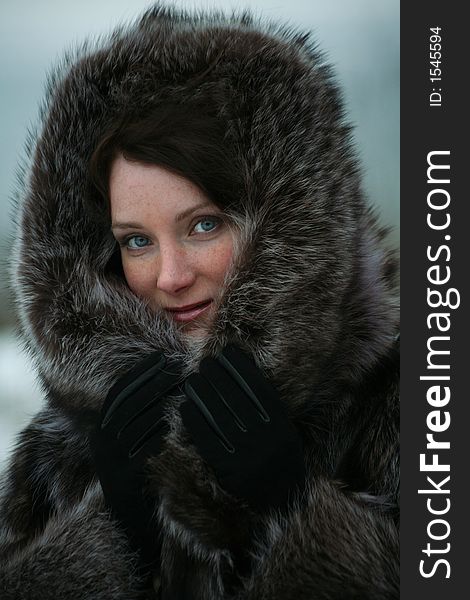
(109, 155, 211, 221)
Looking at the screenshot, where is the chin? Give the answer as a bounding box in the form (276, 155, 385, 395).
(179, 310, 216, 344)
(180, 320, 211, 338)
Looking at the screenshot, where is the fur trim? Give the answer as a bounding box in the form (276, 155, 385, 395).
(3, 4, 399, 598)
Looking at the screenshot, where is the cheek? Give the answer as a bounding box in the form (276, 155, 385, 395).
(202, 239, 234, 285)
(121, 258, 155, 297)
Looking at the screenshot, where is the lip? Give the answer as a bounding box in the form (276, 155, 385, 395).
(165, 300, 213, 323)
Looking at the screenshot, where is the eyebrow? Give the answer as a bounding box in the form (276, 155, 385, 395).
(175, 202, 214, 223)
(112, 222, 145, 230)
(111, 202, 214, 230)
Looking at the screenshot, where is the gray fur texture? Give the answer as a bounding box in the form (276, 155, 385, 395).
(1, 4, 399, 599)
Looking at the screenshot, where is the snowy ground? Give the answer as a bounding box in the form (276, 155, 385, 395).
(0, 330, 42, 474)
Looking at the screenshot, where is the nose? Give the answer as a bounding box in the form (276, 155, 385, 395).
(156, 244, 196, 295)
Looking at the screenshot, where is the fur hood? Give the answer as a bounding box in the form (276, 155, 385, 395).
(13, 3, 397, 414)
(4, 4, 399, 599)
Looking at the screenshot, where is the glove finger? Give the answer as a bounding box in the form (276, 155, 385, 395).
(181, 391, 292, 506)
(199, 357, 265, 430)
(218, 345, 286, 422)
(183, 373, 244, 453)
(102, 357, 182, 430)
(180, 395, 238, 479)
(102, 352, 165, 416)
(117, 401, 170, 461)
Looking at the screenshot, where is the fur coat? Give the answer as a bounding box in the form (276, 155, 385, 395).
(0, 4, 399, 599)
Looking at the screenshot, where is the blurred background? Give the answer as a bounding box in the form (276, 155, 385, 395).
(0, 0, 399, 472)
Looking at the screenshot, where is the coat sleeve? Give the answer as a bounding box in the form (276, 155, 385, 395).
(0, 409, 148, 600)
(238, 478, 399, 600)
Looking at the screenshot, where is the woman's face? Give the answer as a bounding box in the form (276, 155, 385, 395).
(109, 155, 234, 332)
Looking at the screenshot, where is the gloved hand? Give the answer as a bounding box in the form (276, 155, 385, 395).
(180, 345, 305, 512)
(91, 351, 182, 567)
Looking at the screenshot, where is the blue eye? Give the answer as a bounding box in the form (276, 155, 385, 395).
(126, 236, 150, 249)
(193, 217, 220, 234)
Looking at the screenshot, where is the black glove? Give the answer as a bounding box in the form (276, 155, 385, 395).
(91, 351, 182, 566)
(180, 345, 305, 512)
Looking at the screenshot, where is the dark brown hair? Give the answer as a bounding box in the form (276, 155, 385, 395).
(88, 103, 240, 220)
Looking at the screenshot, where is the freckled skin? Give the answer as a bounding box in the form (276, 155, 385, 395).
(109, 155, 234, 331)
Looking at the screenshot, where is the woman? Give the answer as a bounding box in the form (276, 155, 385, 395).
(0, 4, 399, 599)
